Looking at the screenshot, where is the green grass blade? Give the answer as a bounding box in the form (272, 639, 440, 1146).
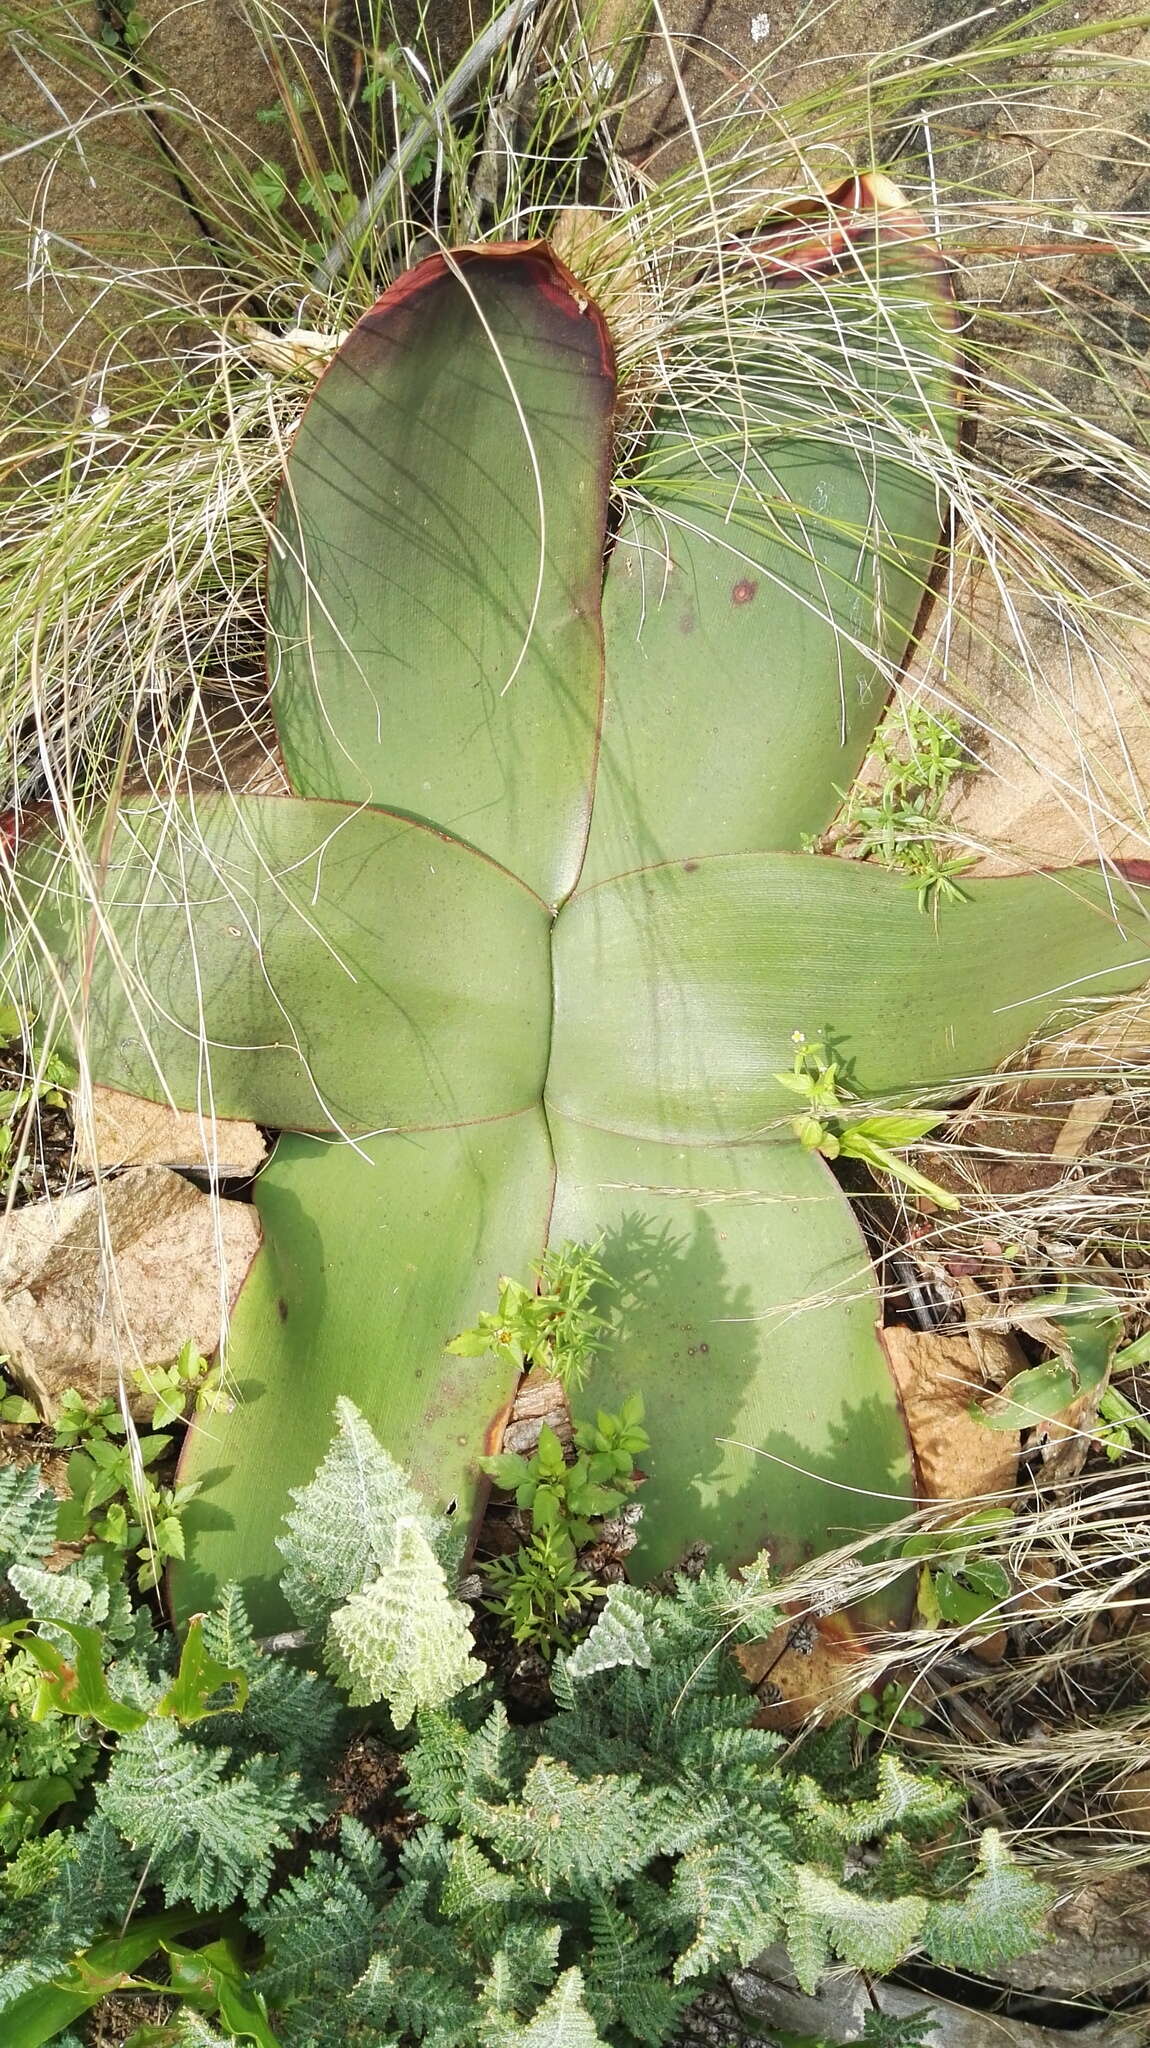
(1, 1910, 205, 2046)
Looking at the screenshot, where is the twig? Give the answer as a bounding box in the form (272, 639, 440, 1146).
(310, 0, 545, 293)
(256, 1628, 311, 1654)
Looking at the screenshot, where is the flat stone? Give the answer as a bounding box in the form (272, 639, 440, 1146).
(75, 1085, 266, 1179)
(728, 1945, 1140, 2045)
(0, 1167, 260, 1420)
(135, 0, 341, 245)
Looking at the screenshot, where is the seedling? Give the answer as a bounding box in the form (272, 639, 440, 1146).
(0, 1359, 35, 1427)
(775, 1034, 960, 1211)
(481, 1395, 648, 1552)
(837, 702, 977, 914)
(481, 1524, 598, 1655)
(132, 1341, 230, 1430)
(52, 1388, 202, 1592)
(901, 1510, 1013, 1629)
(448, 1239, 615, 1397)
(1095, 1383, 1150, 1461)
(480, 1391, 648, 1655)
(0, 1043, 70, 1190)
(857, 1680, 927, 1734)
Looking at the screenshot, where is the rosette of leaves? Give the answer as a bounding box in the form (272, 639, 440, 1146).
(4, 179, 1150, 1627)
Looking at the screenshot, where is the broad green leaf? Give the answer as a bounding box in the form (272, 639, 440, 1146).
(978, 1282, 1122, 1429)
(1017, 1283, 1122, 1394)
(270, 244, 614, 907)
(173, 1110, 554, 1629)
(155, 1617, 249, 1724)
(545, 1112, 914, 1591)
(0, 1910, 202, 2045)
(548, 855, 1150, 1142)
(0, 1618, 147, 1732)
(933, 1557, 1011, 1626)
(164, 1937, 283, 2046)
(6, 796, 550, 1134)
(975, 1359, 1079, 1432)
(579, 197, 960, 886)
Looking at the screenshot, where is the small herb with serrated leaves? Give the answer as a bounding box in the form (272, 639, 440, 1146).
(53, 1390, 201, 1592)
(448, 1237, 616, 1395)
(480, 1395, 647, 1551)
(482, 1523, 597, 1654)
(480, 1396, 647, 1655)
(133, 1340, 229, 1430)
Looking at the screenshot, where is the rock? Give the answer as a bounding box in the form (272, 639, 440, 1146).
(75, 1085, 266, 1179)
(990, 1869, 1150, 1998)
(0, 1167, 260, 1420)
(0, 6, 215, 408)
(928, 567, 1150, 875)
(1113, 1771, 1150, 1834)
(726, 1945, 1149, 2046)
(499, 1371, 573, 1456)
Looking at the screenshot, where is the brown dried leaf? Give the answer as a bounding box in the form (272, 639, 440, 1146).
(1050, 1091, 1113, 1163)
(883, 1324, 1022, 1502)
(738, 1613, 866, 1729)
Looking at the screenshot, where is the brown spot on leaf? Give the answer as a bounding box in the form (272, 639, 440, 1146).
(679, 609, 696, 634)
(732, 579, 758, 605)
(683, 860, 699, 873)
(276, 1296, 289, 1323)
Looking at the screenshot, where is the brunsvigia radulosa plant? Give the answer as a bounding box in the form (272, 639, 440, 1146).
(4, 180, 1150, 1629)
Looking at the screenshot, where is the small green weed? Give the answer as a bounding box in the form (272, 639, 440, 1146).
(857, 1681, 927, 1735)
(0, 1360, 36, 1427)
(776, 1034, 959, 1211)
(51, 1357, 217, 1591)
(481, 1396, 648, 1550)
(481, 1524, 597, 1655)
(0, 1045, 70, 1189)
(480, 1396, 649, 1654)
(133, 1340, 230, 1430)
(98, 1, 149, 54)
(901, 1511, 1013, 1629)
(447, 1238, 615, 1396)
(361, 43, 436, 182)
(1095, 1383, 1150, 1460)
(836, 702, 976, 914)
